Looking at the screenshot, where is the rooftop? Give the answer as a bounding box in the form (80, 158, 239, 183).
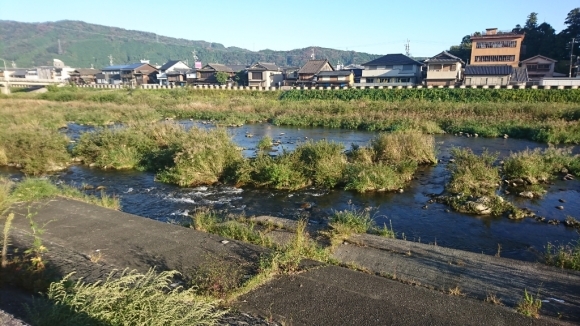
(362, 54, 423, 67)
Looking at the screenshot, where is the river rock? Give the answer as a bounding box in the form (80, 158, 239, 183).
(561, 167, 568, 174)
(548, 219, 560, 225)
(503, 134, 509, 139)
(559, 199, 566, 203)
(556, 206, 564, 210)
(518, 191, 534, 199)
(563, 174, 574, 181)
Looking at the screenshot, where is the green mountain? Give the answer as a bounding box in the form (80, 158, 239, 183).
(0, 20, 380, 69)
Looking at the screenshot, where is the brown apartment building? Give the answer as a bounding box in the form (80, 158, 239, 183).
(470, 28, 525, 67)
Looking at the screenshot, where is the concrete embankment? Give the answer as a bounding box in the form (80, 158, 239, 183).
(4, 198, 576, 325)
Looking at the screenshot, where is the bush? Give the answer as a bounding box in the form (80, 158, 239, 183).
(447, 148, 500, 197)
(503, 147, 580, 183)
(156, 127, 243, 187)
(0, 126, 70, 175)
(371, 131, 437, 165)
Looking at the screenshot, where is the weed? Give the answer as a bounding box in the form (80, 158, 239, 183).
(516, 289, 542, 318)
(1, 213, 14, 269)
(503, 147, 580, 183)
(373, 221, 396, 238)
(545, 240, 580, 270)
(27, 269, 225, 326)
(329, 208, 374, 239)
(447, 148, 500, 198)
(485, 292, 503, 305)
(10, 178, 120, 210)
(448, 286, 464, 296)
(257, 136, 273, 151)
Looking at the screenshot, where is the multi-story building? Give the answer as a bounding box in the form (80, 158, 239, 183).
(469, 28, 525, 67)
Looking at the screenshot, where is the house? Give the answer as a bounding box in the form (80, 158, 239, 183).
(166, 69, 189, 86)
(424, 51, 464, 86)
(463, 65, 513, 86)
(120, 63, 159, 85)
(281, 67, 300, 86)
(520, 55, 559, 80)
(247, 62, 283, 87)
(101, 64, 129, 84)
(186, 69, 197, 84)
(296, 59, 334, 85)
(157, 60, 190, 85)
(470, 28, 525, 68)
(69, 68, 101, 84)
(316, 71, 354, 88)
(360, 54, 423, 86)
(341, 64, 364, 83)
(195, 64, 234, 85)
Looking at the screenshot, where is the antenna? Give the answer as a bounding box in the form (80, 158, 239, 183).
(108, 54, 113, 66)
(405, 39, 411, 57)
(58, 39, 63, 55)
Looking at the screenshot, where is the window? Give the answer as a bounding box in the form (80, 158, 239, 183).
(379, 78, 388, 83)
(366, 78, 374, 83)
(402, 65, 413, 71)
(399, 78, 410, 83)
(251, 72, 263, 80)
(384, 65, 393, 69)
(429, 64, 442, 71)
(369, 66, 377, 70)
(475, 41, 517, 48)
(474, 55, 516, 62)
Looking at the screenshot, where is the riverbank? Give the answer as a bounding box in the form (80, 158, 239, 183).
(4, 197, 576, 324)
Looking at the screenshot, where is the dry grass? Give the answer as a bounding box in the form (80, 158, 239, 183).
(448, 286, 465, 296)
(485, 292, 503, 305)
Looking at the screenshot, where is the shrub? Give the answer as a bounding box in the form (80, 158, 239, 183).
(0, 126, 70, 175)
(256, 136, 272, 151)
(293, 140, 347, 188)
(516, 289, 542, 318)
(156, 127, 243, 187)
(371, 131, 437, 165)
(344, 161, 415, 193)
(447, 148, 500, 197)
(504, 147, 580, 183)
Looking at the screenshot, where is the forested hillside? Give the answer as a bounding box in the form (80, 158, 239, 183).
(0, 20, 379, 68)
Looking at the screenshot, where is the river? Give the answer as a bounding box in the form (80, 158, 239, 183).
(2, 121, 579, 262)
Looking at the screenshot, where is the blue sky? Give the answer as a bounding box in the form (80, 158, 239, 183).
(0, 0, 577, 56)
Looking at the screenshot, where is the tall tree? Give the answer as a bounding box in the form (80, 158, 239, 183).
(525, 12, 538, 30)
(448, 34, 477, 63)
(558, 8, 580, 75)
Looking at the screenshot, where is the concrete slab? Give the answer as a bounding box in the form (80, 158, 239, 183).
(237, 265, 562, 326)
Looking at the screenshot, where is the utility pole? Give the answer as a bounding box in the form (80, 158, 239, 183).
(58, 39, 63, 55)
(570, 38, 577, 78)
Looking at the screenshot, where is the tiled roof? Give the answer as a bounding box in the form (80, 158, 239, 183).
(362, 54, 423, 66)
(511, 67, 528, 82)
(121, 63, 146, 70)
(521, 55, 558, 63)
(318, 71, 352, 77)
(227, 65, 248, 72)
(74, 68, 101, 75)
(464, 65, 512, 76)
(424, 51, 465, 64)
(249, 62, 279, 71)
(102, 64, 131, 71)
(159, 60, 182, 71)
(298, 60, 333, 74)
(199, 64, 234, 73)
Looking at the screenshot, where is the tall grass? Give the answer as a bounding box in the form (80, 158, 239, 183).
(545, 240, 580, 271)
(447, 148, 500, 198)
(503, 147, 580, 183)
(27, 269, 225, 326)
(10, 178, 120, 210)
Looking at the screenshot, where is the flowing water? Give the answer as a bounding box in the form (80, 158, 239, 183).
(2, 122, 579, 262)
